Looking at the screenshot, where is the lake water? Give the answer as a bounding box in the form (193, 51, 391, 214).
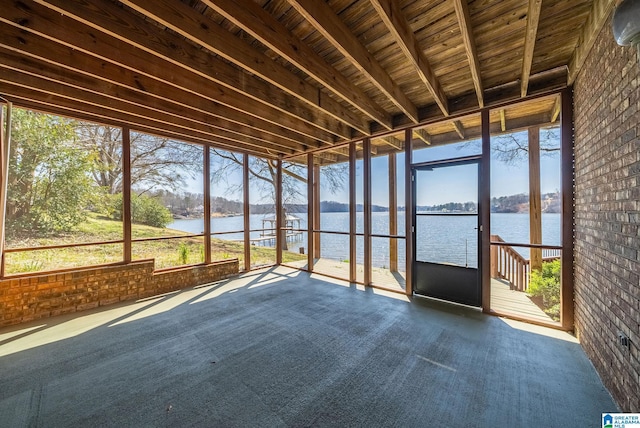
(169, 212, 562, 269)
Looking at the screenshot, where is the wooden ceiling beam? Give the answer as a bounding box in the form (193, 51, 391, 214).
(32, 0, 354, 141)
(567, 0, 616, 84)
(0, 68, 302, 156)
(328, 144, 378, 157)
(410, 112, 554, 148)
(117, 0, 372, 135)
(371, 68, 567, 134)
(369, 0, 449, 117)
(520, 0, 543, 97)
(326, 147, 349, 158)
(5, 2, 334, 143)
(0, 28, 321, 150)
(453, 0, 484, 108)
(204, 0, 392, 130)
(378, 136, 404, 151)
(317, 152, 341, 163)
(3, 91, 278, 159)
(413, 129, 432, 145)
(286, 0, 419, 123)
(550, 96, 561, 123)
(452, 120, 466, 139)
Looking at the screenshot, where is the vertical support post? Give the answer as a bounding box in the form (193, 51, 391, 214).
(122, 127, 132, 264)
(349, 141, 357, 283)
(561, 88, 575, 330)
(313, 164, 321, 260)
(243, 153, 251, 271)
(203, 146, 211, 264)
(389, 153, 398, 272)
(275, 157, 283, 265)
(481, 109, 491, 312)
(363, 138, 372, 286)
(404, 129, 413, 295)
(307, 153, 314, 271)
(528, 126, 542, 272)
(490, 235, 498, 278)
(0, 101, 11, 277)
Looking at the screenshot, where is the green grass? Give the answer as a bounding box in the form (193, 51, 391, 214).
(4, 214, 305, 274)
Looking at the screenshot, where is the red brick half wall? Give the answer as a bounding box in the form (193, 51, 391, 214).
(0, 259, 238, 327)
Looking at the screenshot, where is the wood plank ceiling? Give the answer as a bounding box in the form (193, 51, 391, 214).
(0, 0, 609, 160)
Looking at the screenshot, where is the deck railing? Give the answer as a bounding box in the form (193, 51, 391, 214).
(490, 235, 561, 291)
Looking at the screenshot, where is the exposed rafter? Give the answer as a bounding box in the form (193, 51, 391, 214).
(453, 0, 484, 108)
(1, 82, 280, 158)
(0, 0, 592, 161)
(32, 0, 355, 141)
(409, 112, 558, 149)
(521, 0, 543, 97)
(567, 0, 617, 84)
(500, 109, 507, 132)
(202, 0, 392, 130)
(551, 96, 561, 123)
(379, 136, 404, 150)
(0, 67, 303, 155)
(452, 121, 466, 139)
(117, 0, 373, 134)
(327, 144, 377, 158)
(413, 129, 432, 145)
(317, 152, 340, 163)
(286, 0, 419, 124)
(0, 26, 320, 150)
(369, 0, 449, 116)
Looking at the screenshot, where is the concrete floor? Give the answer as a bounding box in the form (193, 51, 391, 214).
(0, 266, 617, 427)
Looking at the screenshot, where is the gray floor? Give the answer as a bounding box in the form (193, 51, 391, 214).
(0, 266, 617, 427)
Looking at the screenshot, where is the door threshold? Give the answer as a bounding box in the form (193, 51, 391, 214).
(412, 293, 483, 312)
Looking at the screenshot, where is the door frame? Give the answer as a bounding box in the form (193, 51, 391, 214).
(411, 155, 483, 307)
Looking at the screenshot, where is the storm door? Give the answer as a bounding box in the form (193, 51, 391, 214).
(412, 157, 481, 307)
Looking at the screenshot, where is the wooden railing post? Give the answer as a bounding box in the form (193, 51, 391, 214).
(490, 235, 499, 278)
(492, 234, 537, 291)
(517, 262, 523, 291)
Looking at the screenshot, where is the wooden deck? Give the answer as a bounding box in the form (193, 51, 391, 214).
(490, 278, 557, 325)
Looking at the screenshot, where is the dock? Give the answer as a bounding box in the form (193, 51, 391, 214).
(247, 230, 304, 246)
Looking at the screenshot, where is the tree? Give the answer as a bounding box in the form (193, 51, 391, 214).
(74, 123, 203, 195)
(209, 150, 347, 208)
(210, 150, 347, 251)
(74, 123, 123, 195)
(491, 127, 560, 164)
(6, 109, 95, 237)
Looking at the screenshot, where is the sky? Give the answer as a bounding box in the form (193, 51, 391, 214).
(319, 136, 561, 207)
(187, 132, 562, 208)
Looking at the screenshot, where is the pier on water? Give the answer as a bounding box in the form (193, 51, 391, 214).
(249, 213, 304, 247)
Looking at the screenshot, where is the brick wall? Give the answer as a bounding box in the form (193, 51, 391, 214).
(0, 259, 238, 327)
(573, 13, 640, 412)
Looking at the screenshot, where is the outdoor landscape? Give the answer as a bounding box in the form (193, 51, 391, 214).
(2, 107, 561, 320)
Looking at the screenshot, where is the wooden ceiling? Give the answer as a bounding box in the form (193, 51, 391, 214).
(0, 0, 614, 160)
